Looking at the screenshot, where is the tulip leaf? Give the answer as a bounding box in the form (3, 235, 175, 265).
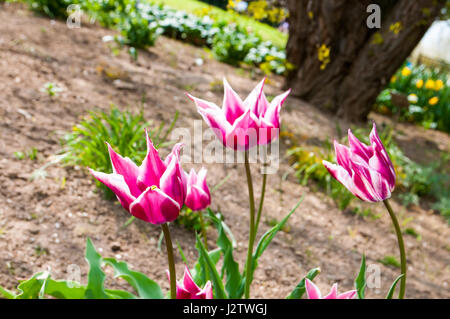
(84, 238, 110, 299)
(0, 285, 17, 299)
(207, 209, 244, 299)
(43, 279, 87, 299)
(195, 233, 228, 299)
(286, 268, 321, 299)
(103, 258, 163, 299)
(104, 289, 138, 299)
(249, 197, 303, 284)
(15, 272, 47, 299)
(385, 274, 405, 299)
(355, 254, 366, 299)
(193, 247, 221, 286)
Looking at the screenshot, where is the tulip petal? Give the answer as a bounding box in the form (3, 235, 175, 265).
(323, 160, 355, 194)
(222, 78, 245, 124)
(225, 109, 257, 150)
(198, 281, 213, 299)
(333, 141, 353, 174)
(256, 91, 270, 117)
(107, 143, 141, 198)
(137, 131, 166, 190)
(337, 290, 357, 299)
(264, 88, 291, 123)
(159, 154, 185, 207)
(305, 279, 322, 299)
(348, 129, 373, 161)
(182, 266, 201, 295)
(129, 186, 180, 224)
(243, 77, 265, 116)
(89, 169, 135, 211)
(186, 93, 221, 112)
(197, 106, 231, 145)
(323, 284, 338, 299)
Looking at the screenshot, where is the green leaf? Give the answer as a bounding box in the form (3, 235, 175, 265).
(355, 254, 366, 299)
(193, 248, 221, 286)
(0, 285, 17, 299)
(103, 258, 163, 299)
(105, 289, 138, 299)
(44, 279, 87, 299)
(385, 274, 405, 299)
(15, 272, 47, 299)
(84, 238, 110, 299)
(195, 233, 227, 299)
(176, 240, 189, 265)
(249, 197, 303, 284)
(207, 209, 244, 299)
(286, 268, 321, 299)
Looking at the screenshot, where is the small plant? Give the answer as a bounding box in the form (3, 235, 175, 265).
(41, 82, 63, 97)
(62, 105, 178, 198)
(378, 256, 401, 268)
(25, 0, 72, 19)
(13, 148, 38, 161)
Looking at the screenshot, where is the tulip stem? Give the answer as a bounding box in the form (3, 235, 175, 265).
(244, 151, 256, 299)
(383, 199, 406, 299)
(254, 170, 267, 239)
(198, 210, 208, 250)
(161, 223, 177, 299)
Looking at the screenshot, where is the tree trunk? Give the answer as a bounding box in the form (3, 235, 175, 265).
(285, 0, 445, 122)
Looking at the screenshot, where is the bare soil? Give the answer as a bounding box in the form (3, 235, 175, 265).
(0, 3, 449, 298)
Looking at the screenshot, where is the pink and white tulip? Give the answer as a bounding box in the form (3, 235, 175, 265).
(89, 131, 186, 224)
(168, 266, 213, 299)
(184, 167, 211, 211)
(305, 279, 357, 299)
(322, 123, 396, 202)
(186, 78, 291, 150)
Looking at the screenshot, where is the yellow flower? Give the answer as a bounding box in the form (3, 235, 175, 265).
(429, 97, 439, 105)
(389, 22, 403, 35)
(416, 79, 424, 89)
(434, 79, 444, 91)
(391, 76, 397, 83)
(401, 67, 411, 77)
(425, 79, 435, 90)
(317, 44, 331, 70)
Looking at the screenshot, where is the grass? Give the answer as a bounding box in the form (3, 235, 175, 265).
(149, 0, 288, 48)
(378, 256, 401, 268)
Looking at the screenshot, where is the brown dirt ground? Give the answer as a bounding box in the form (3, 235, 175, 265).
(0, 3, 449, 299)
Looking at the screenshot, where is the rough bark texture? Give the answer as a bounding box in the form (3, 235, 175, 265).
(285, 0, 446, 122)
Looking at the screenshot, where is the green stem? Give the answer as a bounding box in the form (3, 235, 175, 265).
(161, 223, 177, 299)
(254, 171, 267, 240)
(383, 199, 406, 299)
(244, 151, 256, 299)
(198, 210, 208, 250)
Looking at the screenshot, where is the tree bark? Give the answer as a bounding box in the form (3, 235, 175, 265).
(285, 0, 445, 122)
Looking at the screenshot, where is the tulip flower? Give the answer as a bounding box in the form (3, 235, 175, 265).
(305, 279, 356, 299)
(89, 131, 185, 225)
(184, 167, 211, 211)
(168, 266, 213, 299)
(89, 131, 186, 299)
(322, 123, 396, 202)
(322, 123, 406, 299)
(186, 78, 291, 150)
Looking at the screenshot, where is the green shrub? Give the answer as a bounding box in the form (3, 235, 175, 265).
(25, 0, 73, 19)
(375, 62, 450, 133)
(212, 25, 260, 65)
(62, 105, 178, 198)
